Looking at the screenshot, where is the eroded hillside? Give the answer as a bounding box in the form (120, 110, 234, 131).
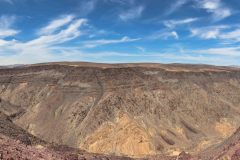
(0, 62, 240, 158)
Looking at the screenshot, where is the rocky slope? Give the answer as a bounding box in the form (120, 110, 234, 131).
(0, 111, 133, 160)
(0, 62, 240, 158)
(198, 125, 240, 160)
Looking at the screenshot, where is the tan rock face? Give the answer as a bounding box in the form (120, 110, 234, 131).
(215, 118, 236, 138)
(80, 111, 155, 157)
(0, 63, 240, 158)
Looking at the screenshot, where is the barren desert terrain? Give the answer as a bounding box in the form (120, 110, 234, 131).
(0, 62, 240, 160)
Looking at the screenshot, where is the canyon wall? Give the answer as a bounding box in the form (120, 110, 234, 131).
(0, 63, 240, 158)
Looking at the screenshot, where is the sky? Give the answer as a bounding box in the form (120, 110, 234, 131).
(0, 0, 240, 65)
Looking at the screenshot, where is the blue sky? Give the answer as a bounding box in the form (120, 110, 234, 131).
(0, 0, 240, 65)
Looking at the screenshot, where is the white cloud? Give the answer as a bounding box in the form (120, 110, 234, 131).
(191, 28, 220, 39)
(163, 18, 199, 28)
(165, 0, 189, 15)
(0, 39, 17, 47)
(0, 28, 19, 38)
(0, 15, 141, 65)
(45, 46, 240, 65)
(191, 47, 240, 57)
(83, 36, 140, 48)
(30, 18, 87, 47)
(119, 6, 144, 21)
(195, 0, 232, 21)
(171, 31, 179, 40)
(190, 25, 228, 39)
(0, 15, 88, 65)
(201, 0, 219, 9)
(38, 15, 75, 35)
(149, 31, 179, 40)
(190, 25, 240, 42)
(220, 29, 240, 42)
(0, 15, 19, 38)
(0, 38, 239, 65)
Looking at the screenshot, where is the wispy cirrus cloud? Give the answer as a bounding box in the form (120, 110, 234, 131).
(190, 25, 240, 43)
(83, 36, 140, 48)
(220, 29, 240, 42)
(195, 0, 232, 21)
(30, 18, 87, 46)
(119, 5, 144, 21)
(163, 18, 199, 28)
(48, 46, 240, 65)
(165, 0, 232, 21)
(0, 15, 19, 38)
(165, 0, 189, 16)
(149, 30, 179, 40)
(0, 14, 88, 64)
(190, 25, 228, 39)
(37, 15, 75, 35)
(0, 29, 19, 38)
(0, 1, 239, 66)
(0, 14, 140, 65)
(191, 46, 240, 57)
